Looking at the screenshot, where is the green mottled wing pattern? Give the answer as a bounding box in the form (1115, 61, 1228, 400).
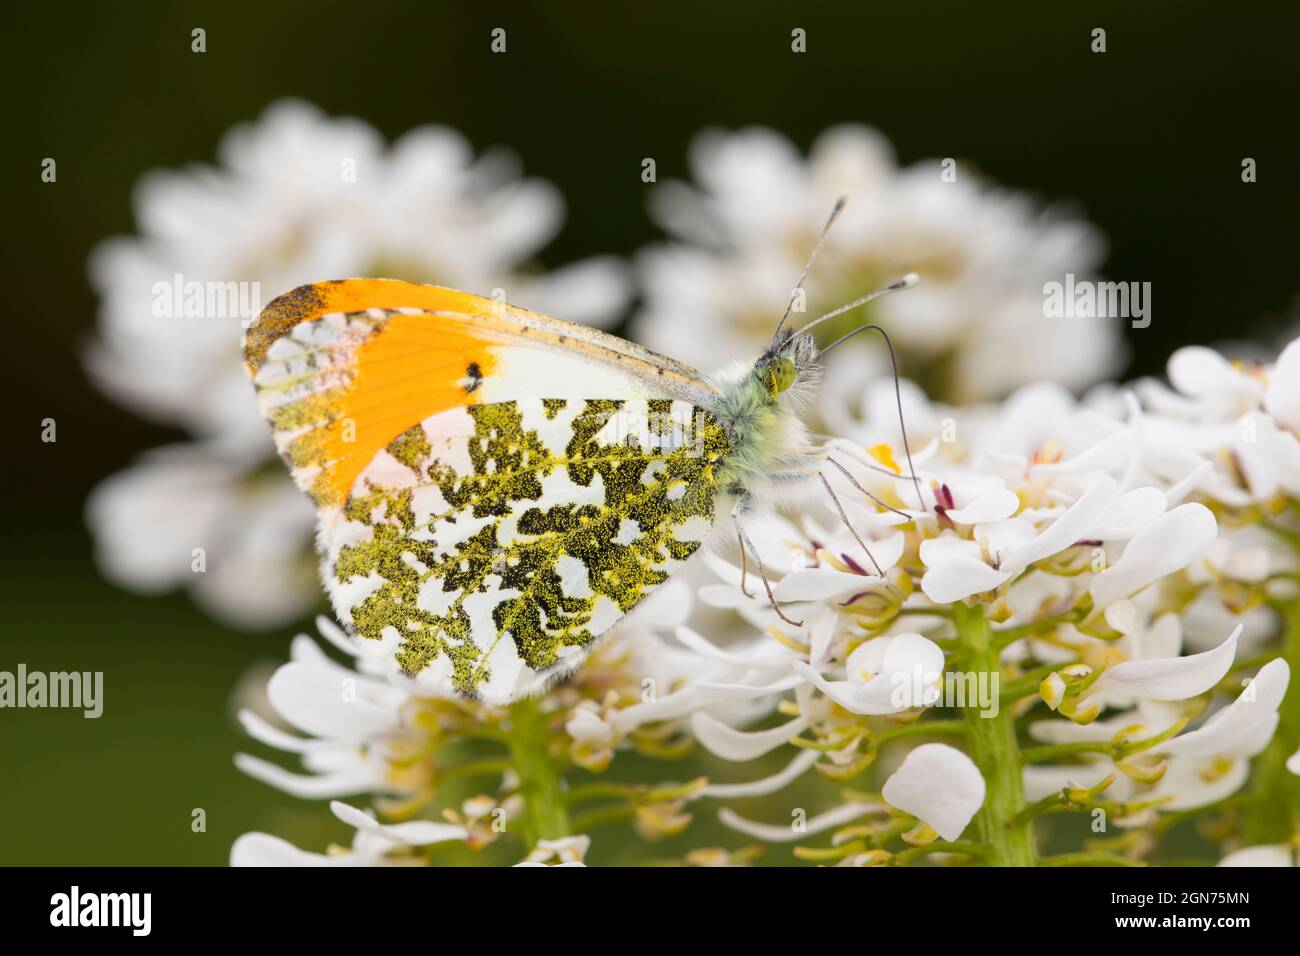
(319, 396, 730, 702)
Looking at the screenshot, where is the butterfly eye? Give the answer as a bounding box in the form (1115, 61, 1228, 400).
(767, 357, 797, 395)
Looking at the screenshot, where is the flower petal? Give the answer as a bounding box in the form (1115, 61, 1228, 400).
(1264, 337, 1300, 433)
(1162, 659, 1290, 758)
(230, 832, 368, 867)
(1090, 503, 1217, 608)
(1002, 476, 1118, 575)
(920, 554, 1011, 603)
(881, 743, 985, 842)
(945, 488, 1020, 524)
(330, 801, 468, 846)
(1085, 487, 1168, 540)
(697, 749, 818, 799)
(717, 802, 885, 843)
(1091, 625, 1239, 702)
(1218, 844, 1295, 867)
(772, 567, 876, 602)
(1146, 754, 1250, 810)
(690, 712, 810, 761)
(266, 660, 401, 741)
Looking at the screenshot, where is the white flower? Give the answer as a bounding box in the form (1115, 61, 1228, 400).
(1217, 844, 1296, 867)
(234, 618, 413, 799)
(918, 474, 1215, 609)
(881, 743, 985, 842)
(87, 99, 629, 627)
(85, 443, 317, 629)
(515, 836, 591, 867)
(633, 124, 1119, 402)
(231, 800, 466, 867)
(792, 632, 945, 715)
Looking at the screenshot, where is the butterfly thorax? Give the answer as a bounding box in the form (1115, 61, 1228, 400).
(710, 331, 820, 497)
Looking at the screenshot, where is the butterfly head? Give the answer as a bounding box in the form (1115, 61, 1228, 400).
(758, 329, 818, 399)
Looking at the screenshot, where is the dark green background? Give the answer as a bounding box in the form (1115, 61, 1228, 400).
(2, 1, 1297, 864)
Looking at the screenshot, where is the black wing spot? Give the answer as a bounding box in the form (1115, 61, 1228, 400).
(464, 362, 483, 393)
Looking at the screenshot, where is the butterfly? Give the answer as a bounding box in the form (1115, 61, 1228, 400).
(243, 203, 920, 704)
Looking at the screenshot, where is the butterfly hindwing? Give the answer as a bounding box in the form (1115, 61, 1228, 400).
(244, 279, 728, 703)
(327, 396, 727, 701)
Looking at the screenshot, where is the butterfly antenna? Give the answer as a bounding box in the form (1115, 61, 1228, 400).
(796, 272, 919, 338)
(812, 276, 926, 513)
(773, 196, 848, 342)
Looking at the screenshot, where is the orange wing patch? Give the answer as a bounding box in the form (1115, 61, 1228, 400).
(245, 280, 498, 507)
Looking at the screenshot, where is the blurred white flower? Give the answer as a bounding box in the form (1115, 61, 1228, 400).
(234, 617, 417, 799)
(231, 800, 467, 867)
(1218, 844, 1296, 867)
(1138, 335, 1300, 506)
(718, 800, 885, 844)
(514, 836, 591, 867)
(633, 125, 1120, 403)
(86, 99, 629, 627)
(86, 443, 317, 629)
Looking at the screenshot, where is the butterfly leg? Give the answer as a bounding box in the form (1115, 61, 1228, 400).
(731, 497, 803, 627)
(818, 472, 884, 575)
(767, 456, 903, 577)
(823, 456, 916, 518)
(735, 522, 756, 599)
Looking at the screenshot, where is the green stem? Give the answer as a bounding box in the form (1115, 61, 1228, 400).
(1243, 591, 1300, 844)
(872, 719, 969, 746)
(570, 805, 636, 834)
(891, 840, 989, 865)
(1020, 741, 1114, 764)
(507, 698, 569, 846)
(991, 611, 1081, 651)
(955, 603, 1037, 866)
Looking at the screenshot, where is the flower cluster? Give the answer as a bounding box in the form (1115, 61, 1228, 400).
(652, 337, 1300, 866)
(83, 104, 1299, 865)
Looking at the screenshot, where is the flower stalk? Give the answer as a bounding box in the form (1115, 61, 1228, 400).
(507, 698, 570, 847)
(1243, 590, 1300, 844)
(955, 603, 1037, 866)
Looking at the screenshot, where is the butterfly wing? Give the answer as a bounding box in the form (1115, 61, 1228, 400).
(244, 279, 730, 702)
